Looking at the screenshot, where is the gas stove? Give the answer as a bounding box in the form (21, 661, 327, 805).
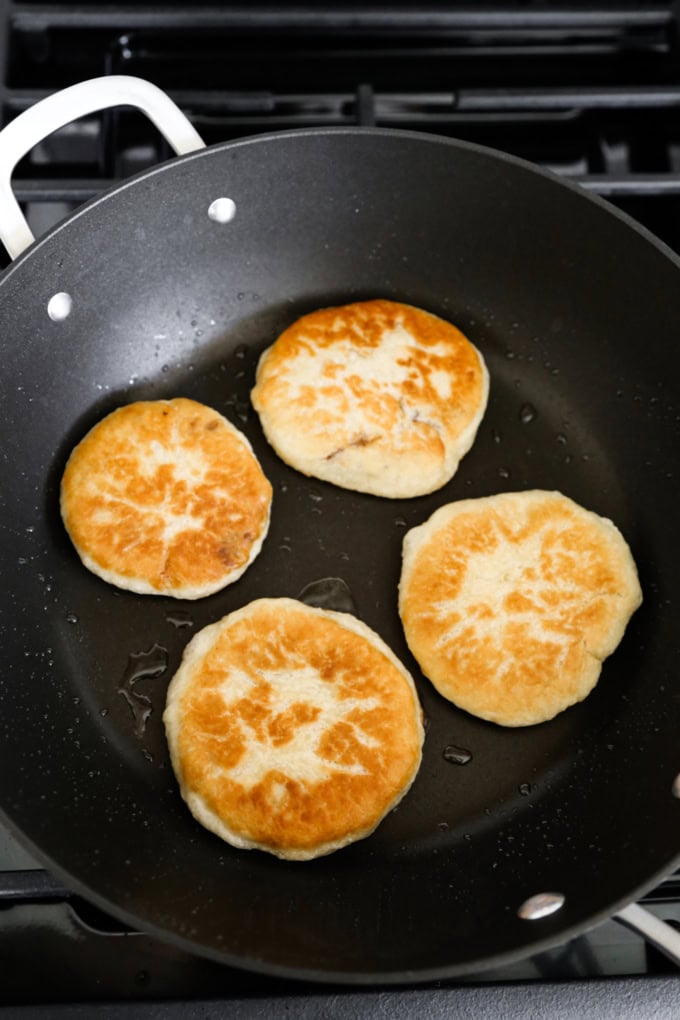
(1, 3, 680, 1014)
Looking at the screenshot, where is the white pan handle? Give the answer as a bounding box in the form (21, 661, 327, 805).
(615, 902, 680, 966)
(0, 75, 205, 260)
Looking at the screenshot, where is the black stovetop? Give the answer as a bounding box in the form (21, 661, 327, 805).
(2, 2, 680, 1013)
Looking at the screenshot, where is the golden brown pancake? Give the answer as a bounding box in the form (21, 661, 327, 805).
(60, 398, 272, 599)
(250, 299, 489, 498)
(163, 598, 424, 860)
(399, 490, 642, 726)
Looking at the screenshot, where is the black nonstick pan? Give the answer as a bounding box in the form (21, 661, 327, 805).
(0, 76, 679, 982)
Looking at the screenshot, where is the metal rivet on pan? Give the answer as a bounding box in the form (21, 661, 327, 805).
(517, 892, 565, 921)
(47, 292, 72, 321)
(207, 197, 236, 223)
(672, 773, 680, 798)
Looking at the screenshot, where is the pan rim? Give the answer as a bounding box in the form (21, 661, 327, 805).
(2, 123, 680, 288)
(2, 797, 679, 985)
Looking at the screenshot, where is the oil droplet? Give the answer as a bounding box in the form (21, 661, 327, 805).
(519, 403, 537, 424)
(437, 821, 450, 832)
(394, 516, 408, 529)
(443, 745, 472, 766)
(492, 430, 502, 445)
(66, 613, 78, 624)
(297, 577, 357, 615)
(309, 491, 323, 503)
(234, 344, 247, 359)
(518, 783, 532, 796)
(117, 644, 168, 739)
(556, 433, 568, 445)
(166, 610, 193, 629)
(498, 467, 511, 479)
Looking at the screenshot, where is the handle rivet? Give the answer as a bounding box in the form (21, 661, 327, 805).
(672, 774, 680, 799)
(517, 892, 565, 920)
(208, 197, 236, 223)
(47, 292, 72, 321)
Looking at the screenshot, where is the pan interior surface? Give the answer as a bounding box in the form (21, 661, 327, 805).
(0, 129, 679, 981)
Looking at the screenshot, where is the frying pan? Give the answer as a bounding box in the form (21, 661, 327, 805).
(0, 76, 679, 982)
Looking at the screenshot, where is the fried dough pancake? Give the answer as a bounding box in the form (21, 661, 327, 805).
(163, 598, 424, 860)
(251, 299, 489, 498)
(60, 398, 272, 599)
(399, 490, 642, 726)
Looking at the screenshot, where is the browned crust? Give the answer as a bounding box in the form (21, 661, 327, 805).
(251, 299, 488, 497)
(399, 491, 642, 726)
(164, 599, 424, 858)
(60, 398, 272, 598)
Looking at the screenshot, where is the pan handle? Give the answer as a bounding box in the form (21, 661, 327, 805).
(0, 75, 205, 260)
(615, 902, 680, 966)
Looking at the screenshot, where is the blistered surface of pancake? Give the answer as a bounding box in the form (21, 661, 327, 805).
(251, 299, 489, 498)
(60, 399, 272, 599)
(164, 598, 424, 859)
(399, 491, 642, 727)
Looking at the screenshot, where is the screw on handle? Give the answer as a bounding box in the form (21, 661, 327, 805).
(0, 76, 205, 260)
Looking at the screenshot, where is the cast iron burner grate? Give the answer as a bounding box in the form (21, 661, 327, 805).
(3, 1, 680, 268)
